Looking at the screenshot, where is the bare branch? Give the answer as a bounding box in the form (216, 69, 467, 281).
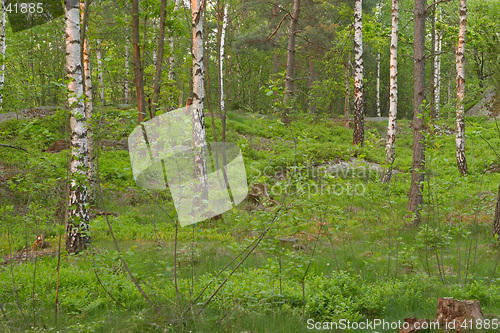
(266, 13, 290, 41)
(426, 0, 451, 12)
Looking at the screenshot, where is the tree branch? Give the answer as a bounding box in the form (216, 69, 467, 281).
(266, 13, 290, 41)
(426, 0, 451, 12)
(0, 143, 28, 152)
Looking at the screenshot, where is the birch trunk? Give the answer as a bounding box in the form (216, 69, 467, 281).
(151, 0, 168, 115)
(80, 0, 94, 201)
(344, 57, 350, 129)
(408, 0, 427, 225)
(456, 0, 468, 175)
(0, 2, 6, 109)
(96, 39, 105, 105)
(65, 0, 90, 253)
(382, 0, 399, 183)
(219, 4, 228, 114)
(376, 1, 382, 118)
(434, 14, 443, 118)
(168, 0, 180, 109)
(352, 0, 365, 146)
(191, 0, 208, 205)
(124, 36, 129, 104)
(132, 0, 147, 123)
(283, 0, 300, 121)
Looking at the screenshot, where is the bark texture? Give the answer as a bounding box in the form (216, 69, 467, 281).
(456, 0, 468, 175)
(375, 1, 382, 118)
(382, 0, 399, 183)
(191, 0, 208, 205)
(132, 0, 147, 123)
(352, 0, 365, 146)
(219, 4, 228, 114)
(434, 13, 443, 118)
(408, 0, 426, 225)
(283, 0, 300, 119)
(151, 0, 168, 116)
(493, 182, 500, 238)
(435, 297, 484, 332)
(124, 36, 129, 104)
(65, 0, 90, 253)
(0, 2, 5, 108)
(80, 0, 94, 201)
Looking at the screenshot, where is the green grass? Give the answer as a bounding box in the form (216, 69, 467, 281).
(1, 107, 500, 332)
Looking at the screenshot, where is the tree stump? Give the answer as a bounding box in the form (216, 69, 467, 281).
(435, 297, 484, 332)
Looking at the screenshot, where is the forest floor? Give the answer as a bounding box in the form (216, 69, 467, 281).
(0, 104, 500, 332)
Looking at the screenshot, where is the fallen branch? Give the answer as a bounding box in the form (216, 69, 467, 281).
(0, 143, 28, 152)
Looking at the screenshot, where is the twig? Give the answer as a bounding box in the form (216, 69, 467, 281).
(0, 143, 28, 152)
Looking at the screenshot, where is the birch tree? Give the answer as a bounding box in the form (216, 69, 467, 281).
(65, 0, 90, 253)
(382, 0, 399, 183)
(456, 0, 468, 175)
(168, 0, 180, 110)
(80, 0, 94, 200)
(375, 1, 382, 118)
(408, 0, 426, 225)
(434, 10, 443, 118)
(0, 1, 6, 109)
(352, 0, 365, 146)
(219, 3, 228, 114)
(283, 0, 300, 121)
(191, 0, 208, 204)
(132, 0, 147, 123)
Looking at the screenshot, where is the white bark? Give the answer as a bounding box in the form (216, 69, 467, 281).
(0, 3, 6, 108)
(456, 0, 467, 175)
(65, 0, 90, 253)
(191, 0, 208, 204)
(168, 0, 180, 83)
(81, 1, 94, 200)
(376, 1, 381, 118)
(434, 15, 443, 118)
(382, 0, 399, 183)
(219, 4, 228, 114)
(353, 0, 364, 146)
(96, 39, 105, 105)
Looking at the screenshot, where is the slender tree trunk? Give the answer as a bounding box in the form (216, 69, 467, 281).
(65, 0, 90, 253)
(382, 0, 399, 183)
(151, 0, 168, 116)
(376, 0, 382, 118)
(308, 57, 316, 114)
(430, 8, 436, 118)
(168, 0, 180, 110)
(132, 0, 147, 123)
(344, 57, 350, 128)
(96, 39, 105, 105)
(272, 5, 279, 75)
(456, 0, 468, 175)
(408, 0, 426, 225)
(219, 4, 228, 114)
(124, 35, 129, 104)
(493, 182, 500, 238)
(353, 0, 365, 146)
(283, 0, 300, 122)
(80, 0, 94, 201)
(434, 14, 443, 118)
(191, 0, 208, 203)
(0, 2, 5, 109)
